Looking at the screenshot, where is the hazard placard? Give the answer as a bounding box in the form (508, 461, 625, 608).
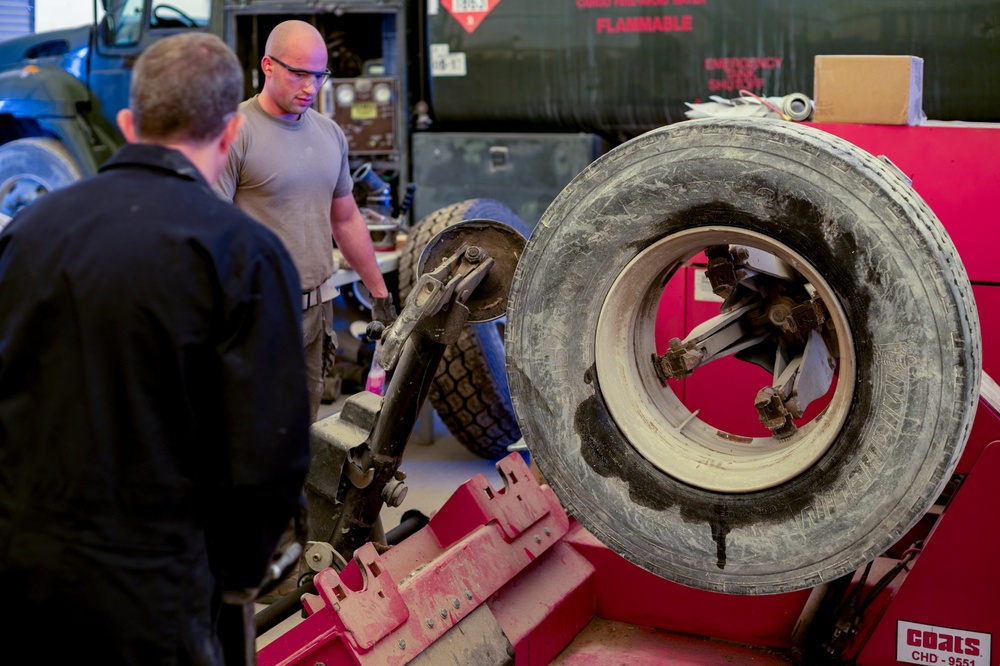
(440, 0, 501, 34)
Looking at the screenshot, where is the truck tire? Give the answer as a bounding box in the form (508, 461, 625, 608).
(399, 199, 528, 459)
(0, 138, 82, 216)
(505, 119, 981, 594)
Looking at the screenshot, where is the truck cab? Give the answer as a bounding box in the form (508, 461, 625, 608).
(0, 0, 211, 216)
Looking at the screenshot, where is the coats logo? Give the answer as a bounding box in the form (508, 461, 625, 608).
(897, 621, 991, 666)
(441, 0, 501, 33)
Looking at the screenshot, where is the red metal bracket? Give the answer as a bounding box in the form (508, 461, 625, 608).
(258, 453, 570, 665)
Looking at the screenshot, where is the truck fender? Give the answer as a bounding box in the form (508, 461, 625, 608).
(0, 64, 90, 118)
(0, 67, 105, 214)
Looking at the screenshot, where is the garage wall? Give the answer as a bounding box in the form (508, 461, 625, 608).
(35, 0, 96, 33)
(0, 0, 32, 40)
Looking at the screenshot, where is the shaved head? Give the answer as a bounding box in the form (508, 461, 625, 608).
(259, 20, 330, 119)
(265, 20, 326, 61)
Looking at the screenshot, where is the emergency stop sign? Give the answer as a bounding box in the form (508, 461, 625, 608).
(441, 0, 501, 34)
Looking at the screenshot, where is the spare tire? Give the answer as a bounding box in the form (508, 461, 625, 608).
(398, 199, 529, 459)
(505, 119, 981, 594)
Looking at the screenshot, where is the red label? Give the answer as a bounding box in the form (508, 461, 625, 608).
(441, 0, 502, 34)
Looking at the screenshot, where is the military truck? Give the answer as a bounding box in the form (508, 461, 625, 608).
(0, 0, 995, 457)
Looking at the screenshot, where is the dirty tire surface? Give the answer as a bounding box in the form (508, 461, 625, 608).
(399, 199, 528, 459)
(505, 119, 981, 594)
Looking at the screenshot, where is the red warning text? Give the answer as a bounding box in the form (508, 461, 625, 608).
(596, 15, 693, 32)
(704, 56, 783, 91)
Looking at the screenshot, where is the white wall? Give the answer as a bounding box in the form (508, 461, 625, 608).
(35, 0, 100, 32)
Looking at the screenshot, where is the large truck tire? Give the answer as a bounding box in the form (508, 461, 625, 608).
(399, 199, 528, 459)
(0, 138, 82, 217)
(505, 119, 981, 594)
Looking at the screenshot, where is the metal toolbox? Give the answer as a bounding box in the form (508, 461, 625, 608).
(411, 131, 609, 229)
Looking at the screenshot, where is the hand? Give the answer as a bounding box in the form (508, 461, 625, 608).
(371, 294, 397, 327)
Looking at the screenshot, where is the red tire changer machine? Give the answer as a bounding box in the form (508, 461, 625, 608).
(255, 209, 997, 665)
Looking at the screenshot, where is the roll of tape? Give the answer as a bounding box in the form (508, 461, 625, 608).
(782, 92, 813, 121)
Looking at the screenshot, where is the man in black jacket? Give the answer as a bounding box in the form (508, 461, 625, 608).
(0, 33, 310, 664)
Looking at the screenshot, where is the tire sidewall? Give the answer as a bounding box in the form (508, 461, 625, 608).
(506, 120, 979, 593)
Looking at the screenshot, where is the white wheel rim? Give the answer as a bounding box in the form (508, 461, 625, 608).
(595, 227, 856, 493)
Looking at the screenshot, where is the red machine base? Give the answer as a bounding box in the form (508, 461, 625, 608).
(259, 389, 1000, 665)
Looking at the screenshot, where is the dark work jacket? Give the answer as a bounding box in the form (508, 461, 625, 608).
(0, 144, 311, 664)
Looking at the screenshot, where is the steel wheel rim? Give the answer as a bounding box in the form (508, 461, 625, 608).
(594, 226, 856, 493)
(0, 175, 51, 217)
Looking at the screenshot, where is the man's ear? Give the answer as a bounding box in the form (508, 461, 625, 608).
(116, 109, 137, 143)
(219, 112, 244, 154)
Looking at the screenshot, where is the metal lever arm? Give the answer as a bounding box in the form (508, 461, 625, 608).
(315, 244, 495, 564)
(379, 245, 494, 371)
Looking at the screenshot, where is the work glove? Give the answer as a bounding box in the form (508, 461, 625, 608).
(371, 294, 397, 328)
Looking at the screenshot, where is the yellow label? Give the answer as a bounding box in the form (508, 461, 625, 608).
(351, 102, 378, 120)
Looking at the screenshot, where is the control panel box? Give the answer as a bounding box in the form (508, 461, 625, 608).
(321, 77, 397, 155)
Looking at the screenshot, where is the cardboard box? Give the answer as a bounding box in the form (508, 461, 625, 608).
(813, 55, 924, 125)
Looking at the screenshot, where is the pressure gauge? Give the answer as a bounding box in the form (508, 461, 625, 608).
(335, 84, 356, 107)
(373, 82, 393, 105)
